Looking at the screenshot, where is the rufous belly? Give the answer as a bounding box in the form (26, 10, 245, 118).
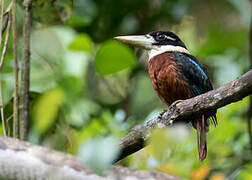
(148, 52, 193, 105)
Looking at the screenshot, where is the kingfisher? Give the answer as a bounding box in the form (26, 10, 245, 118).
(114, 31, 217, 161)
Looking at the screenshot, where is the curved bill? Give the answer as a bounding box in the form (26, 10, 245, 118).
(114, 35, 154, 49)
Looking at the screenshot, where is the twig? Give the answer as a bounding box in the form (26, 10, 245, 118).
(0, 0, 13, 42)
(114, 70, 252, 162)
(6, 114, 13, 136)
(0, 0, 4, 45)
(0, 1, 13, 35)
(12, 0, 18, 138)
(1, 12, 9, 35)
(0, 12, 11, 137)
(3, 1, 13, 16)
(0, 13, 11, 69)
(0, 0, 5, 136)
(19, 0, 33, 140)
(0, 75, 6, 136)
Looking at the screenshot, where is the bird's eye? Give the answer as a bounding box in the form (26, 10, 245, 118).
(156, 34, 166, 41)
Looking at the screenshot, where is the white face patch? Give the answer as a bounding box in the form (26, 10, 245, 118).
(148, 45, 190, 60)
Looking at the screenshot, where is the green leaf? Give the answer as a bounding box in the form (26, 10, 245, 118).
(68, 118, 109, 154)
(68, 99, 100, 127)
(33, 88, 65, 133)
(68, 34, 93, 53)
(78, 136, 119, 175)
(65, 12, 91, 27)
(146, 128, 170, 162)
(237, 165, 252, 180)
(95, 40, 137, 75)
(0, 125, 3, 135)
(199, 26, 248, 57)
(146, 125, 189, 163)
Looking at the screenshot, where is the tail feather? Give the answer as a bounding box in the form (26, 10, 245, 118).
(210, 115, 218, 127)
(196, 115, 207, 161)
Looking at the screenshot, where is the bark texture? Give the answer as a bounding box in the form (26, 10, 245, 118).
(20, 0, 32, 140)
(0, 136, 181, 180)
(12, 0, 19, 138)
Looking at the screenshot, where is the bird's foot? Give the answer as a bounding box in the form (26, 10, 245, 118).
(170, 100, 185, 110)
(166, 100, 185, 125)
(172, 99, 184, 106)
(158, 109, 167, 119)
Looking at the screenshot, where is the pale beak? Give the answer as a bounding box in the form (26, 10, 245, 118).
(114, 35, 154, 50)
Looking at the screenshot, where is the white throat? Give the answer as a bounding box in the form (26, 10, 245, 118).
(148, 45, 190, 60)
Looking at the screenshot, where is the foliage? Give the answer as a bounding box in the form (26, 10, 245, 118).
(95, 40, 137, 75)
(1, 0, 252, 179)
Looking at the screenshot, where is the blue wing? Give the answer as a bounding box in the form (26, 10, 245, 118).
(173, 52, 213, 95)
(173, 52, 217, 125)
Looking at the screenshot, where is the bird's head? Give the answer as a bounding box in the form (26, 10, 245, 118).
(114, 31, 190, 59)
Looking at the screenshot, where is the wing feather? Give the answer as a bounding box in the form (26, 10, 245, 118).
(173, 52, 217, 125)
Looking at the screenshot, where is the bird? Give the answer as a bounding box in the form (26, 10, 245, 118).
(114, 30, 217, 161)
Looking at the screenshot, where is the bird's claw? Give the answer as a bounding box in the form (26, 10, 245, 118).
(158, 109, 167, 119)
(168, 119, 174, 125)
(171, 99, 184, 107)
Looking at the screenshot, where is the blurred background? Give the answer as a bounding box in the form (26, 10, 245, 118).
(1, 0, 252, 179)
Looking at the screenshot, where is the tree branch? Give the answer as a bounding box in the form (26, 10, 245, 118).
(12, 0, 19, 138)
(20, 0, 33, 140)
(115, 69, 252, 162)
(0, 136, 181, 180)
